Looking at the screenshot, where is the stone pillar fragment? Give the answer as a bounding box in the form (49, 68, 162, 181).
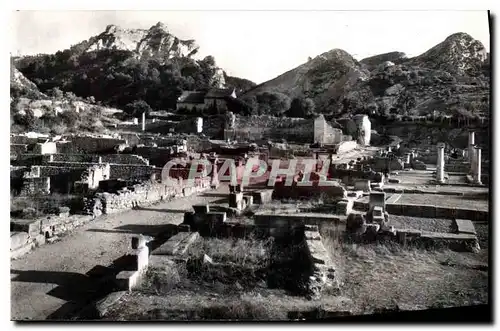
(436, 143, 445, 183)
(473, 147, 482, 185)
(468, 131, 475, 164)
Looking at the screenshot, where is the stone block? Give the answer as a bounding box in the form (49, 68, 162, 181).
(336, 200, 353, 215)
(11, 242, 34, 259)
(252, 189, 274, 204)
(229, 192, 243, 209)
(136, 246, 149, 272)
(369, 192, 386, 212)
(243, 194, 254, 207)
(305, 231, 322, 241)
(11, 219, 41, 238)
(153, 232, 200, 256)
(10, 232, 29, 251)
(131, 235, 149, 249)
(193, 204, 210, 214)
(115, 270, 141, 292)
(454, 219, 476, 235)
(33, 233, 46, 247)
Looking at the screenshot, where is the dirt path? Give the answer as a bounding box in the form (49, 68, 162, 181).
(11, 187, 228, 321)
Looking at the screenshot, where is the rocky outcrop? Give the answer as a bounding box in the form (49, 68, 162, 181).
(72, 22, 199, 61)
(407, 33, 488, 75)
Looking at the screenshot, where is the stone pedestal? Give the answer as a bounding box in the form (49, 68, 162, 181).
(436, 143, 445, 183)
(473, 147, 482, 185)
(468, 131, 475, 164)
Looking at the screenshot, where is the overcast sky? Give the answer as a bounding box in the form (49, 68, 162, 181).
(11, 10, 490, 84)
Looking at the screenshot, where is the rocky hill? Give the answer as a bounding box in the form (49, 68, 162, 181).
(10, 64, 121, 135)
(360, 51, 408, 69)
(243, 49, 370, 112)
(243, 32, 490, 119)
(13, 22, 253, 111)
(70, 22, 199, 62)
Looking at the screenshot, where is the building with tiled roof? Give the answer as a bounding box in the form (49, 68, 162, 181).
(176, 88, 237, 112)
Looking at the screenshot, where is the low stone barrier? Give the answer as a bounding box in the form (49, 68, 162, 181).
(96, 177, 211, 214)
(10, 213, 95, 259)
(303, 225, 340, 299)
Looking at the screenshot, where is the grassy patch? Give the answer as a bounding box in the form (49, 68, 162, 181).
(11, 193, 80, 218)
(187, 236, 273, 267)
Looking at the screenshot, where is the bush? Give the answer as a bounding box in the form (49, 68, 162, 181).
(124, 100, 152, 118)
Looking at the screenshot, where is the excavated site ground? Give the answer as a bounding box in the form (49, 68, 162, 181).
(11, 145, 489, 321)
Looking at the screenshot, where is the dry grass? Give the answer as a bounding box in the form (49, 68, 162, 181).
(187, 236, 274, 267)
(319, 222, 489, 314)
(10, 193, 78, 218)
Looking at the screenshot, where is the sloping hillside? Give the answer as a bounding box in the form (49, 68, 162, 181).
(243, 49, 369, 113)
(243, 33, 489, 119)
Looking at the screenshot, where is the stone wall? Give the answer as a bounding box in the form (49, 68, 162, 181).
(133, 146, 175, 167)
(314, 115, 343, 145)
(56, 137, 127, 154)
(11, 144, 28, 155)
(48, 153, 149, 165)
(303, 225, 340, 299)
(10, 135, 39, 145)
(95, 177, 211, 214)
(20, 177, 51, 195)
(329, 168, 384, 183)
(224, 115, 315, 143)
(33, 162, 154, 181)
(33, 142, 57, 155)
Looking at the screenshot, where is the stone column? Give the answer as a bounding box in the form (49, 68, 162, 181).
(405, 153, 411, 164)
(436, 143, 445, 183)
(473, 147, 482, 185)
(142, 112, 146, 131)
(210, 157, 219, 189)
(468, 131, 475, 163)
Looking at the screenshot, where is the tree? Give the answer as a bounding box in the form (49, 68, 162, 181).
(255, 92, 291, 116)
(286, 97, 316, 118)
(124, 100, 153, 118)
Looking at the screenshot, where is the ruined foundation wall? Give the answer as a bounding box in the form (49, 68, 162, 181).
(96, 177, 211, 214)
(225, 115, 315, 143)
(34, 162, 154, 180)
(56, 137, 127, 154)
(47, 153, 149, 165)
(20, 177, 51, 195)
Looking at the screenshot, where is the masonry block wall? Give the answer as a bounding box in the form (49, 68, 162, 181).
(314, 115, 343, 145)
(56, 137, 127, 154)
(33, 161, 154, 181)
(223, 115, 314, 143)
(48, 153, 149, 165)
(96, 177, 211, 214)
(20, 177, 51, 195)
(11, 144, 28, 155)
(134, 146, 176, 167)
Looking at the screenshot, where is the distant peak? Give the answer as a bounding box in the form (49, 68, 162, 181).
(445, 32, 474, 41)
(104, 24, 120, 34)
(152, 22, 167, 29)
